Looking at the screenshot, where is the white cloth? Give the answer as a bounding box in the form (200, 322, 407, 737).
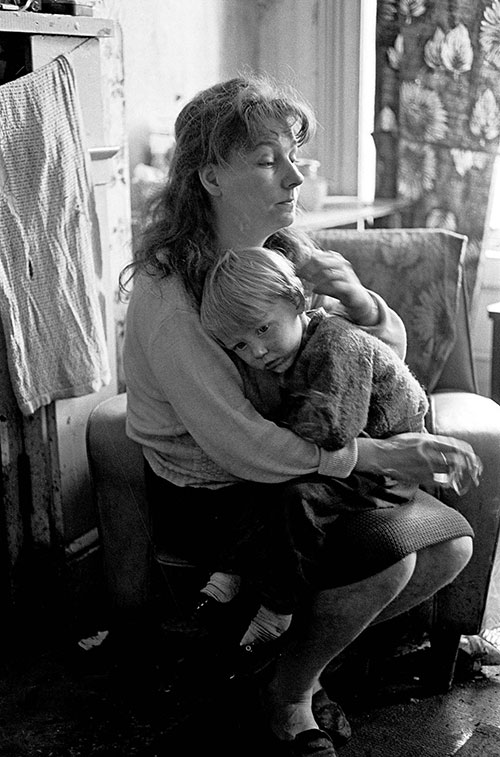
(0, 55, 110, 415)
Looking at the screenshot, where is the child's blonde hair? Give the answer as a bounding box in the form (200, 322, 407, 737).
(201, 246, 305, 346)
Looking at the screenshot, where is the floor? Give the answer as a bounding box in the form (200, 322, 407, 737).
(1, 611, 499, 757)
(328, 645, 500, 757)
(339, 670, 500, 757)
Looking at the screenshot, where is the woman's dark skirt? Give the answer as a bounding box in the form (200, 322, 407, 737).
(145, 464, 474, 615)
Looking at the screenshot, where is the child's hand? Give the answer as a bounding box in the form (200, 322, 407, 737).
(297, 249, 378, 325)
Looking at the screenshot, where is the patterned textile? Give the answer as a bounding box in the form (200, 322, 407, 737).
(311, 228, 467, 394)
(374, 0, 500, 298)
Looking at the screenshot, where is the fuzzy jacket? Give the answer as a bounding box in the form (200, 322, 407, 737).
(280, 309, 429, 451)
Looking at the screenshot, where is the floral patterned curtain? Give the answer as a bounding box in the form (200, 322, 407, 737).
(374, 0, 500, 298)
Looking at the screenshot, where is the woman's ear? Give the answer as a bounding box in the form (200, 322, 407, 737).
(198, 164, 222, 196)
(293, 287, 306, 314)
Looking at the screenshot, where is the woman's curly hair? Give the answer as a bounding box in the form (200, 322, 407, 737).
(120, 74, 318, 305)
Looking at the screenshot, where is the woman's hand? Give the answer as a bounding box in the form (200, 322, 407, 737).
(297, 249, 378, 326)
(356, 433, 483, 495)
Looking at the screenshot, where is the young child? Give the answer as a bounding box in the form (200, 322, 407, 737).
(197, 245, 429, 656)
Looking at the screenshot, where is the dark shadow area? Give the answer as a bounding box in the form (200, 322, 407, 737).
(0, 603, 499, 757)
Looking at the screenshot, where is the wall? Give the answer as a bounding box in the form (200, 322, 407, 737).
(94, 0, 259, 174)
(93, 0, 362, 195)
(257, 0, 362, 195)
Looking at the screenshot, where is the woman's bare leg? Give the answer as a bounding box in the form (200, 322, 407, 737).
(263, 553, 417, 740)
(263, 536, 472, 741)
(374, 536, 473, 624)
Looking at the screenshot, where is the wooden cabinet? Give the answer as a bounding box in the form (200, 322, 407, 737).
(0, 11, 129, 636)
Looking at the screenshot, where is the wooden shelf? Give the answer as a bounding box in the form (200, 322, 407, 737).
(294, 196, 412, 231)
(0, 9, 113, 36)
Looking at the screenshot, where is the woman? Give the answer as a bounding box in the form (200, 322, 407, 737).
(121, 75, 477, 757)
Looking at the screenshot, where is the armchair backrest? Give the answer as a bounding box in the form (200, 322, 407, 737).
(310, 228, 477, 395)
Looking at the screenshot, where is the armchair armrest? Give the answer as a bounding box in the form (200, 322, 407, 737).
(427, 391, 500, 634)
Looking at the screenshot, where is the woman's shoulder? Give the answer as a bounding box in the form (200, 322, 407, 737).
(130, 270, 195, 314)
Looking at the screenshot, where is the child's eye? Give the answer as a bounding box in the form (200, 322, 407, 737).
(257, 324, 270, 335)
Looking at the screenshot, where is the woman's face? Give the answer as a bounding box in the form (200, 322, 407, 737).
(211, 120, 305, 247)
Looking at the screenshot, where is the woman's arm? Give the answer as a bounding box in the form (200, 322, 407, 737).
(298, 249, 378, 323)
(125, 270, 414, 485)
(357, 432, 482, 492)
(151, 312, 358, 481)
(297, 249, 407, 359)
(124, 279, 357, 484)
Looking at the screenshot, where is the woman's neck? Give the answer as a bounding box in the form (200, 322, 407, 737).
(215, 213, 268, 250)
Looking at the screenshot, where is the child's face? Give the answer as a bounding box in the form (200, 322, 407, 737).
(223, 299, 304, 373)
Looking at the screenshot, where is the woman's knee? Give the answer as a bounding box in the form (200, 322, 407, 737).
(416, 535, 473, 585)
(434, 535, 473, 575)
(314, 553, 417, 616)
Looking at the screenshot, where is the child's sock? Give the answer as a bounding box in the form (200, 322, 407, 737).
(200, 571, 241, 603)
(240, 605, 292, 646)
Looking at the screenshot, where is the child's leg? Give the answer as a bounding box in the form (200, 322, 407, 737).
(240, 604, 292, 646)
(224, 479, 340, 649)
(199, 571, 241, 603)
(198, 573, 291, 645)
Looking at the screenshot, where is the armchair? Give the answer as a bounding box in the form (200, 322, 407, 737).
(312, 228, 500, 690)
(86, 228, 500, 692)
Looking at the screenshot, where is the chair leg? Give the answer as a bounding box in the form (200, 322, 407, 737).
(427, 626, 461, 693)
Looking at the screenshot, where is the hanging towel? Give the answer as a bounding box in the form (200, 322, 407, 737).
(0, 55, 111, 415)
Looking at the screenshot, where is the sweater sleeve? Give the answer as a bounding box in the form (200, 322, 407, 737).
(142, 305, 357, 482)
